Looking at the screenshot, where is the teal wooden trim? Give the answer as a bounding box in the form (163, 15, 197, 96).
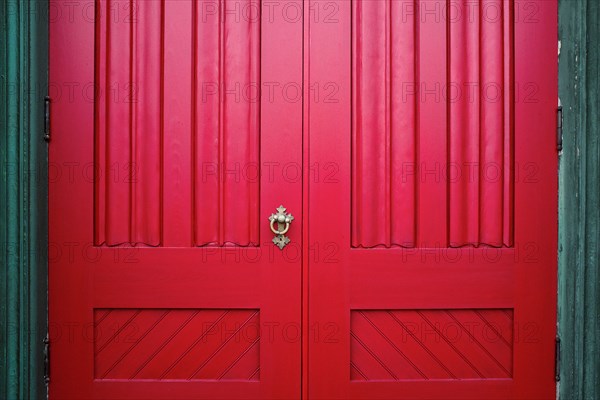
(0, 0, 48, 399)
(558, 0, 600, 398)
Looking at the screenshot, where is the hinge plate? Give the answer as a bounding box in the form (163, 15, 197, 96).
(44, 334, 50, 385)
(555, 335, 561, 382)
(44, 96, 51, 142)
(557, 106, 563, 151)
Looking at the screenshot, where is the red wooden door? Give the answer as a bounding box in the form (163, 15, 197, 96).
(51, 0, 558, 399)
(307, 0, 557, 399)
(49, 0, 302, 398)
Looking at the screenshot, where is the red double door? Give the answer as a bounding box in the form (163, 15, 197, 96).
(49, 0, 557, 398)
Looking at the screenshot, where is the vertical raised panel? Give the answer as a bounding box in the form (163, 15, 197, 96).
(94, 0, 107, 245)
(390, 0, 417, 247)
(193, 0, 220, 246)
(417, 0, 448, 247)
(448, 0, 480, 247)
(162, 0, 193, 246)
(132, 0, 162, 245)
(96, 0, 162, 247)
(106, 0, 132, 245)
(352, 0, 389, 248)
(220, 0, 260, 246)
(352, 0, 514, 249)
(352, 0, 417, 248)
(193, 0, 261, 247)
(95, 0, 260, 247)
(479, 0, 506, 246)
(449, 0, 514, 248)
(502, 0, 514, 247)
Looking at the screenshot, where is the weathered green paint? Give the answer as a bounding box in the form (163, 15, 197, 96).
(558, 0, 600, 398)
(0, 1, 48, 399)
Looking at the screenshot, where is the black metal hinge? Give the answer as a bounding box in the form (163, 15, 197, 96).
(44, 96, 51, 142)
(555, 335, 561, 382)
(557, 106, 563, 151)
(44, 334, 50, 385)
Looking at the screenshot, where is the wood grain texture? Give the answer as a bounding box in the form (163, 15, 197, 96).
(558, 0, 600, 397)
(0, 1, 48, 399)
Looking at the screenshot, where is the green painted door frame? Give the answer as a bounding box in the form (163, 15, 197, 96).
(0, 1, 48, 399)
(558, 0, 600, 398)
(0, 0, 598, 399)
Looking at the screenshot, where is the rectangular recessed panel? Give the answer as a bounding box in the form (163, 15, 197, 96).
(94, 0, 260, 247)
(94, 309, 260, 380)
(350, 309, 513, 380)
(351, 0, 514, 248)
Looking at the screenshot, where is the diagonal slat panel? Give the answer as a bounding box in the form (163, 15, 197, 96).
(94, 309, 260, 381)
(350, 309, 513, 380)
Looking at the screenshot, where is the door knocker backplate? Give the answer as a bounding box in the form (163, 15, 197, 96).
(269, 205, 294, 250)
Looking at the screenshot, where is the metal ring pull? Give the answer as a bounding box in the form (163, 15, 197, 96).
(270, 218, 291, 235)
(269, 205, 294, 250)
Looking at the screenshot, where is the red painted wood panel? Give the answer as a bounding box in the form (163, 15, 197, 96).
(51, 0, 557, 398)
(193, 0, 261, 247)
(95, 0, 164, 246)
(94, 0, 260, 247)
(352, 0, 514, 249)
(162, 0, 193, 246)
(50, 0, 302, 398)
(133, 0, 163, 246)
(94, 309, 260, 380)
(350, 309, 513, 381)
(309, 0, 557, 399)
(351, 0, 417, 248)
(449, 0, 514, 247)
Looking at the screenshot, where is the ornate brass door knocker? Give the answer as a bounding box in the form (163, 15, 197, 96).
(269, 205, 294, 250)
